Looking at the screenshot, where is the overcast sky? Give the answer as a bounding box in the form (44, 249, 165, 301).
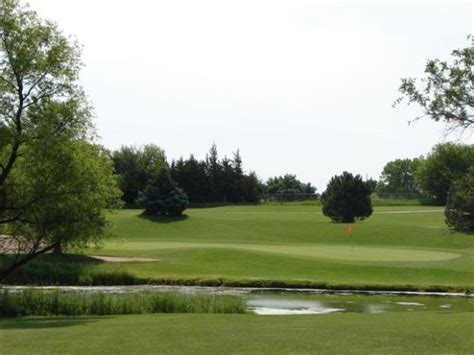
(27, 0, 473, 191)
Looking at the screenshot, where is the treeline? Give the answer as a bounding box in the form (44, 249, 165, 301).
(111, 144, 318, 207)
(375, 143, 474, 205)
(170, 145, 262, 203)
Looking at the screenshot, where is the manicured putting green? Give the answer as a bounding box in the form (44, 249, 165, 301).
(104, 242, 460, 262)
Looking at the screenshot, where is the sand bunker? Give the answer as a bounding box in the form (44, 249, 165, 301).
(89, 255, 159, 263)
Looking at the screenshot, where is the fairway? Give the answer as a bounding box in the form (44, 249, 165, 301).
(2, 311, 473, 354)
(78, 205, 474, 291)
(102, 241, 461, 262)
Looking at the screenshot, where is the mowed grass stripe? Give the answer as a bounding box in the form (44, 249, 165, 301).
(102, 242, 461, 262)
(222, 209, 443, 215)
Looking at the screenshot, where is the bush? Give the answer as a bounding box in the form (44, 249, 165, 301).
(321, 172, 373, 223)
(136, 169, 189, 216)
(445, 168, 474, 232)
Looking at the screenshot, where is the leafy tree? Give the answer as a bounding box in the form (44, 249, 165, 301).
(376, 158, 423, 195)
(445, 167, 474, 232)
(395, 39, 473, 133)
(111, 144, 167, 206)
(0, 0, 121, 279)
(136, 169, 188, 216)
(321, 172, 373, 223)
(265, 174, 316, 195)
(415, 143, 474, 204)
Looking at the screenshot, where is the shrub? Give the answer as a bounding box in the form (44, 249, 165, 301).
(321, 172, 373, 223)
(136, 169, 189, 216)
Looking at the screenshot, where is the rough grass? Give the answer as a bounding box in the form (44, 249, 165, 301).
(1, 312, 473, 354)
(0, 289, 246, 317)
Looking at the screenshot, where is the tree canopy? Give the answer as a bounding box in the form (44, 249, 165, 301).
(396, 39, 474, 133)
(376, 158, 423, 195)
(264, 174, 316, 195)
(111, 144, 167, 206)
(415, 143, 474, 205)
(0, 0, 121, 279)
(445, 166, 474, 232)
(170, 144, 262, 204)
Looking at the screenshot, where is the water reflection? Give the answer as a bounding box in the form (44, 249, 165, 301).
(246, 294, 473, 316)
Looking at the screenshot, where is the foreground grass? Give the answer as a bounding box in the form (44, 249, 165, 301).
(5, 205, 474, 291)
(1, 311, 473, 354)
(0, 290, 245, 317)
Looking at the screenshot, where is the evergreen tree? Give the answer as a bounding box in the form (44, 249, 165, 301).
(136, 169, 188, 216)
(321, 172, 373, 223)
(206, 143, 223, 202)
(232, 149, 245, 202)
(241, 172, 264, 203)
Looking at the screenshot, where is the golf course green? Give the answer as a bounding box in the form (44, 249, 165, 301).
(75, 205, 474, 291)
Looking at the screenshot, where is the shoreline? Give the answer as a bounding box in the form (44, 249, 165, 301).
(2, 284, 472, 297)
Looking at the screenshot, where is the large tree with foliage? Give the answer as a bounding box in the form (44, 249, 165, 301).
(111, 144, 167, 206)
(321, 172, 373, 223)
(395, 39, 473, 133)
(376, 158, 423, 195)
(0, 0, 121, 280)
(415, 143, 474, 205)
(265, 174, 316, 195)
(445, 167, 474, 232)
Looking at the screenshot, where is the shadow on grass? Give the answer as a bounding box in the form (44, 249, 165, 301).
(3, 254, 139, 285)
(138, 213, 189, 224)
(0, 316, 106, 329)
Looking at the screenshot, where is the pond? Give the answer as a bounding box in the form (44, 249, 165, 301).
(246, 293, 474, 315)
(3, 285, 473, 315)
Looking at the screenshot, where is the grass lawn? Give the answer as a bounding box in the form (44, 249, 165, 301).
(1, 311, 473, 354)
(79, 205, 474, 290)
(6, 205, 474, 291)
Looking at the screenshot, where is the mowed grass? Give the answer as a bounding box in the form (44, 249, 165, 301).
(79, 205, 474, 290)
(1, 311, 473, 354)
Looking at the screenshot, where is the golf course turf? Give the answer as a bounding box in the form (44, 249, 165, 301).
(2, 204, 474, 354)
(1, 312, 473, 354)
(73, 205, 473, 291)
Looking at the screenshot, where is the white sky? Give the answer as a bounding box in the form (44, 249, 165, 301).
(26, 0, 473, 191)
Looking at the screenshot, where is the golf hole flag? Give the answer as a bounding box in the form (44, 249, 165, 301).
(345, 226, 353, 233)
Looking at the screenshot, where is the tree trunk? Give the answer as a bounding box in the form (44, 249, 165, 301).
(52, 242, 63, 255)
(0, 243, 58, 281)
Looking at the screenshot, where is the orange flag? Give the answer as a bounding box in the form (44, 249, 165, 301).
(345, 226, 353, 233)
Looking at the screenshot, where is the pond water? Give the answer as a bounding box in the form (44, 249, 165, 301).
(3, 285, 473, 315)
(246, 293, 474, 315)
